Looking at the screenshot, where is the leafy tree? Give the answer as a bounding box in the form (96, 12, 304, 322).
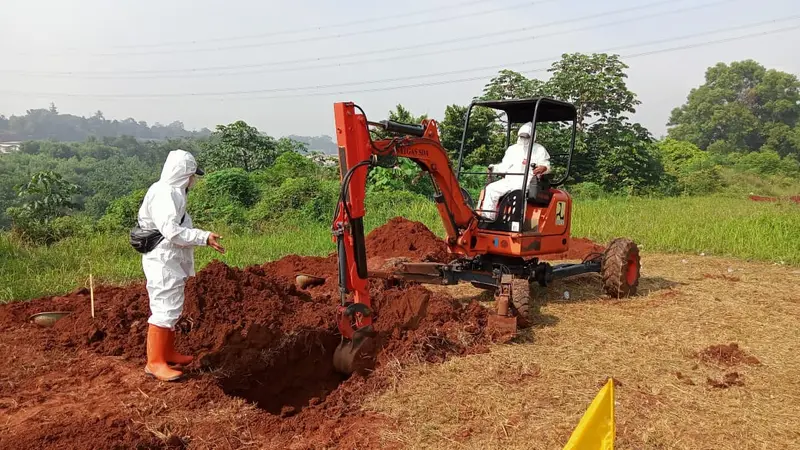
(547, 53, 640, 131)
(656, 138, 723, 195)
(371, 104, 429, 141)
(201, 121, 284, 172)
(6, 171, 80, 243)
(473, 56, 660, 191)
(482, 69, 544, 101)
(590, 120, 663, 194)
(668, 60, 800, 157)
(12, 171, 78, 221)
(276, 137, 308, 155)
(439, 104, 501, 164)
(255, 151, 320, 186)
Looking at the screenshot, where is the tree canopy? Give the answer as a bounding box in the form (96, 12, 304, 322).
(668, 60, 800, 159)
(0, 107, 211, 142)
(200, 121, 306, 172)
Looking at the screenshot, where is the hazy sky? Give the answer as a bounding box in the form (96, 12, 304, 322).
(1, 0, 798, 138)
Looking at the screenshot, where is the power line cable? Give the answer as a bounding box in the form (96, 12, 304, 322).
(3, 0, 734, 78)
(36, 0, 564, 57)
(4, 20, 796, 99)
(104, 0, 491, 49)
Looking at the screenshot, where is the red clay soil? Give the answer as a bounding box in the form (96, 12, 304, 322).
(364, 217, 451, 263)
(749, 195, 800, 204)
(0, 217, 494, 449)
(697, 343, 761, 367)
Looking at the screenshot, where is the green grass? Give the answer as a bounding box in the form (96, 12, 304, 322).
(572, 196, 800, 264)
(2, 196, 798, 303)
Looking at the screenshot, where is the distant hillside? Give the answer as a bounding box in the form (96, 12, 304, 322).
(286, 135, 338, 154)
(0, 105, 211, 142)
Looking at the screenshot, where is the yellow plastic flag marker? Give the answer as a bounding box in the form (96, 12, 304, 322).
(563, 378, 615, 450)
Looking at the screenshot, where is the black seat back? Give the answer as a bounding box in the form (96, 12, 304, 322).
(478, 176, 555, 231)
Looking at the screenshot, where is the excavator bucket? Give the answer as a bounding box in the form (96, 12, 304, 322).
(333, 332, 376, 375)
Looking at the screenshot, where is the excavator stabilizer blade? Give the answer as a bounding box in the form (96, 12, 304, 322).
(487, 314, 517, 343)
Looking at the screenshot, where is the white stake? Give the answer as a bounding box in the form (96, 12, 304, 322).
(89, 272, 95, 319)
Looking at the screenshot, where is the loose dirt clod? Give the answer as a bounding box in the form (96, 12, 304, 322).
(707, 372, 745, 389)
(676, 371, 696, 386)
(697, 343, 761, 366)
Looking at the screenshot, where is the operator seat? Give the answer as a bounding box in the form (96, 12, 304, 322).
(479, 175, 553, 231)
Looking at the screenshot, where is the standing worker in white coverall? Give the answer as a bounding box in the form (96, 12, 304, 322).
(478, 122, 551, 220)
(137, 149, 225, 382)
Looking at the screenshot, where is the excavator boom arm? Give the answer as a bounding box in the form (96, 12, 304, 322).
(331, 102, 477, 373)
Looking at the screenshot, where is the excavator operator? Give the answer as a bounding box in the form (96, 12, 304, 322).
(478, 122, 551, 220)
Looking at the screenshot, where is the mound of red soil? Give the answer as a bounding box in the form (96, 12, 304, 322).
(365, 217, 451, 263)
(0, 217, 493, 449)
(749, 195, 800, 204)
(697, 343, 760, 367)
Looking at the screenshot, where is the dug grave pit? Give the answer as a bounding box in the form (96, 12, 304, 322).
(203, 327, 344, 416)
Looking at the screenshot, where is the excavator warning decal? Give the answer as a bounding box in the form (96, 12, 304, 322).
(555, 201, 566, 226)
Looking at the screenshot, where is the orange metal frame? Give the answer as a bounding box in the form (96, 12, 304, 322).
(332, 102, 573, 338)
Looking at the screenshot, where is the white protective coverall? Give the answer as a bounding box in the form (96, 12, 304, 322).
(138, 150, 211, 329)
(479, 122, 551, 220)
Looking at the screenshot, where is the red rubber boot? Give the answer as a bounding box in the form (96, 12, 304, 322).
(144, 325, 182, 382)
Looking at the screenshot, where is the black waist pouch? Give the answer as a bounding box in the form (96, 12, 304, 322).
(129, 227, 165, 254)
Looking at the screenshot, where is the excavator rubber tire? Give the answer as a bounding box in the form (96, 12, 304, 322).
(601, 238, 641, 298)
(509, 279, 534, 329)
(333, 336, 376, 375)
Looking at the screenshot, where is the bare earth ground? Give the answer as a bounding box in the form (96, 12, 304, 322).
(368, 254, 800, 449)
(1, 253, 799, 449)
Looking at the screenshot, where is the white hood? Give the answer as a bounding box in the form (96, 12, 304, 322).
(517, 122, 532, 146)
(159, 149, 198, 189)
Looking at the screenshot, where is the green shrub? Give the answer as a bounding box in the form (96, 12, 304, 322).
(50, 214, 96, 240)
(97, 189, 147, 231)
(188, 179, 248, 228)
(735, 150, 800, 177)
(251, 152, 320, 188)
(300, 179, 340, 223)
(6, 208, 94, 244)
(249, 177, 324, 226)
(678, 167, 725, 195)
(203, 168, 258, 207)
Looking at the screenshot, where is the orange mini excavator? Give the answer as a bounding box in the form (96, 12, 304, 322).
(330, 98, 641, 374)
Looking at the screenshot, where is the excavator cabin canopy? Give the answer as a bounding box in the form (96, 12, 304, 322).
(455, 97, 578, 187)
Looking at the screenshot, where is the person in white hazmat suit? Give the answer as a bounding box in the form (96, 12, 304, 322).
(478, 122, 551, 220)
(137, 149, 225, 381)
